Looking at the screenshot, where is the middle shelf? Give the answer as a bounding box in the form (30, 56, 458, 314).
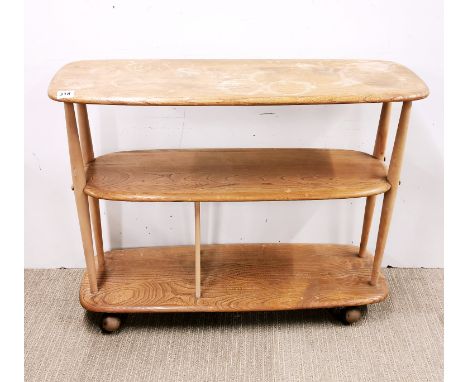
(84, 148, 390, 202)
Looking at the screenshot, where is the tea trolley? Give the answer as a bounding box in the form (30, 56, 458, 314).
(48, 60, 428, 331)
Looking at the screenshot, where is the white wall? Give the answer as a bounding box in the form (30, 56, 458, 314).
(25, 0, 443, 268)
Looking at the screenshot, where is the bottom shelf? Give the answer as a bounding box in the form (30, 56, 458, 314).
(80, 244, 388, 313)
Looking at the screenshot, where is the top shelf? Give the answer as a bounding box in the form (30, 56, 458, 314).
(48, 59, 428, 106)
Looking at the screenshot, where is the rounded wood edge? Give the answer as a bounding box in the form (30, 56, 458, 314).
(83, 148, 391, 202)
(49, 59, 429, 105)
(83, 182, 391, 203)
(48, 61, 85, 102)
(80, 293, 389, 314)
(48, 95, 429, 106)
(79, 245, 390, 314)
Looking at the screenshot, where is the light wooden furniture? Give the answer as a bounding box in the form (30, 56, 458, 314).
(49, 59, 428, 331)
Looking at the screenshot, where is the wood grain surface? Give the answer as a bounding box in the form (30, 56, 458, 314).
(80, 244, 388, 313)
(84, 148, 390, 202)
(48, 59, 428, 105)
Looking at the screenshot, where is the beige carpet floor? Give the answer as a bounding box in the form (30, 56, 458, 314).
(25, 268, 443, 382)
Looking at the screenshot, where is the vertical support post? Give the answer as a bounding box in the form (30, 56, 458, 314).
(370, 101, 412, 285)
(76, 104, 105, 269)
(359, 102, 392, 257)
(76, 104, 94, 162)
(194, 202, 201, 298)
(89, 198, 105, 268)
(64, 103, 98, 293)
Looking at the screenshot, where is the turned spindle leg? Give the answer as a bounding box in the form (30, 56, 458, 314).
(76, 103, 105, 268)
(195, 202, 201, 298)
(64, 103, 98, 293)
(89, 197, 105, 268)
(370, 101, 412, 285)
(359, 102, 392, 257)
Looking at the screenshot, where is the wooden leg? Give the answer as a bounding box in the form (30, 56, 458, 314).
(64, 103, 98, 293)
(370, 191, 397, 285)
(76, 104, 104, 269)
(75, 193, 99, 293)
(370, 102, 412, 285)
(359, 102, 392, 257)
(358, 195, 377, 257)
(195, 202, 201, 298)
(89, 196, 105, 269)
(76, 104, 94, 162)
(75, 104, 105, 274)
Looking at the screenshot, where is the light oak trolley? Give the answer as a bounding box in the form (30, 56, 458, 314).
(48, 59, 428, 332)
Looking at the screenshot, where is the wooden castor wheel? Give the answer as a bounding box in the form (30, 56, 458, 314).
(332, 305, 367, 324)
(101, 314, 122, 333)
(343, 307, 363, 324)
